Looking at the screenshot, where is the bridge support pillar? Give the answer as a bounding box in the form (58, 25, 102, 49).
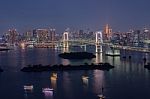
(95, 53, 103, 63)
(63, 31, 69, 48)
(95, 31, 103, 44)
(96, 44, 102, 53)
(63, 31, 69, 52)
(95, 31, 103, 53)
(80, 45, 87, 52)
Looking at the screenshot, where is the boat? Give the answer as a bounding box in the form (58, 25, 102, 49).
(82, 76, 89, 80)
(58, 52, 96, 59)
(82, 75, 89, 85)
(50, 73, 57, 80)
(42, 88, 54, 93)
(52, 73, 57, 78)
(24, 85, 33, 90)
(98, 94, 105, 99)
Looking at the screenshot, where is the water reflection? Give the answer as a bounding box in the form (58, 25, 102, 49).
(0, 51, 18, 71)
(43, 88, 54, 99)
(24, 87, 34, 99)
(50, 73, 57, 89)
(95, 45, 102, 53)
(43, 91, 53, 99)
(62, 42, 69, 53)
(92, 70, 105, 95)
(0, 46, 150, 99)
(20, 42, 25, 49)
(49, 49, 57, 65)
(95, 53, 103, 63)
(19, 49, 26, 68)
(62, 72, 73, 99)
(105, 56, 120, 66)
(143, 53, 149, 64)
(82, 71, 89, 87)
(61, 59, 70, 65)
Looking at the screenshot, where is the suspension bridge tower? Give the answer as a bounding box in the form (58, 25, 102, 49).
(63, 31, 69, 52)
(95, 31, 103, 53)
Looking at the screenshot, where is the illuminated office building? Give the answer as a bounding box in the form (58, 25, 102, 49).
(33, 29, 48, 42)
(5, 29, 19, 44)
(23, 31, 32, 41)
(143, 28, 150, 40)
(49, 29, 56, 42)
(103, 24, 112, 41)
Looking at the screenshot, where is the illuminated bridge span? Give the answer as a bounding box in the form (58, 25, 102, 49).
(61, 30, 150, 53)
(26, 41, 150, 53)
(23, 30, 150, 53)
(108, 45, 150, 53)
(23, 39, 150, 53)
(62, 31, 103, 45)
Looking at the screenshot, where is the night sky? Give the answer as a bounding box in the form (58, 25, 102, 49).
(0, 0, 150, 34)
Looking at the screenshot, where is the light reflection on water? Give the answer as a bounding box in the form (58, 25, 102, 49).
(95, 53, 103, 63)
(50, 73, 57, 89)
(43, 91, 53, 99)
(0, 47, 150, 99)
(92, 70, 104, 94)
(61, 59, 70, 65)
(62, 72, 73, 99)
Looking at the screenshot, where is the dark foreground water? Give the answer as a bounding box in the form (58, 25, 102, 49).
(0, 46, 150, 99)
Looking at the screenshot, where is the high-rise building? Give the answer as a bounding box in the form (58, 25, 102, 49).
(33, 29, 48, 42)
(49, 29, 56, 42)
(79, 30, 84, 37)
(132, 30, 143, 47)
(5, 29, 19, 44)
(143, 28, 150, 40)
(23, 31, 33, 41)
(112, 32, 121, 44)
(103, 24, 112, 41)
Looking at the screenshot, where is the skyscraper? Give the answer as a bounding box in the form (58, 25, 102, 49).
(33, 29, 48, 42)
(143, 28, 150, 40)
(23, 31, 32, 41)
(49, 29, 56, 42)
(5, 29, 19, 44)
(103, 24, 112, 41)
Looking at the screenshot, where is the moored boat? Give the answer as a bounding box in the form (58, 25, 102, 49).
(24, 85, 33, 90)
(42, 88, 54, 93)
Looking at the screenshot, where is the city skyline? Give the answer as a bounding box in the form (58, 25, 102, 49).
(0, 0, 150, 34)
